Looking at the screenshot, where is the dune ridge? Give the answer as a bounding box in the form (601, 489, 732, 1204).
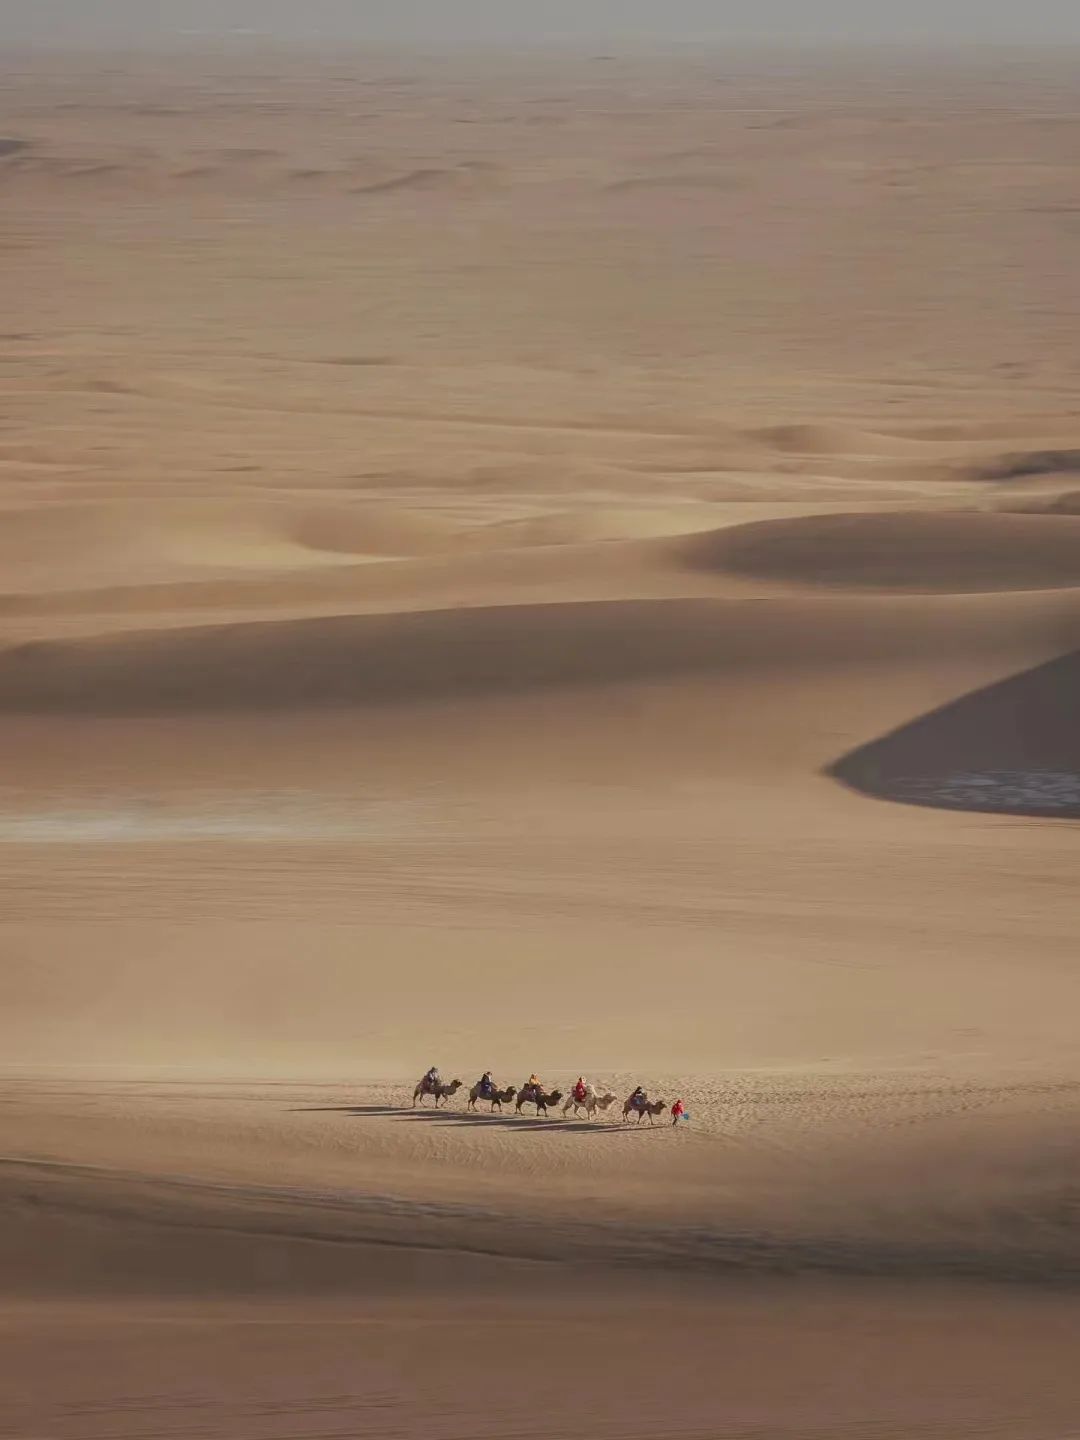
(4, 590, 1079, 714)
(677, 510, 1080, 592)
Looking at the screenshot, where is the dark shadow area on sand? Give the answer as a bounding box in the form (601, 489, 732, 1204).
(828, 649, 1080, 817)
(289, 1105, 659, 1133)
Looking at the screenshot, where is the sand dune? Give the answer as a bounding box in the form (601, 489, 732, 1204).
(831, 645, 1080, 816)
(606, 171, 746, 193)
(0, 522, 738, 628)
(974, 447, 1080, 482)
(6, 1073, 1080, 1290)
(0, 123, 505, 200)
(680, 510, 1080, 592)
(353, 165, 497, 196)
(747, 422, 933, 457)
(466, 504, 728, 547)
(0, 599, 839, 712)
(998, 488, 1080, 514)
(5, 590, 1078, 715)
(0, 499, 457, 591)
(7, 500, 1059, 629)
(6, 48, 1080, 1439)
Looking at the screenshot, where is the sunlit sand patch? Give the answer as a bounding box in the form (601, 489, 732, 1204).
(0, 791, 441, 842)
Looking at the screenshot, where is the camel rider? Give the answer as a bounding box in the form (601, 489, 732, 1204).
(479, 1070, 494, 1099)
(573, 1076, 588, 1104)
(424, 1066, 440, 1093)
(630, 1085, 647, 1111)
(526, 1073, 542, 1098)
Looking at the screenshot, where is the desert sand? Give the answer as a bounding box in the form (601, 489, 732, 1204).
(2, 45, 1080, 1438)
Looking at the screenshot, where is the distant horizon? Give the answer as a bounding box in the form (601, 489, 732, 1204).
(7, 35, 1080, 60)
(3, 0, 1080, 49)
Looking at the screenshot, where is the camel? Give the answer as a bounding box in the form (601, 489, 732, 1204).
(412, 1077, 463, 1107)
(622, 1094, 666, 1125)
(515, 1084, 564, 1118)
(562, 1085, 618, 1120)
(468, 1082, 517, 1113)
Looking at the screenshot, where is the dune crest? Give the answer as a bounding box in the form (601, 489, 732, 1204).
(0, 499, 459, 592)
(7, 592, 1077, 715)
(678, 510, 1080, 592)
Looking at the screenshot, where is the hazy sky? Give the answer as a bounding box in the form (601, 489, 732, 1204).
(3, 0, 1080, 47)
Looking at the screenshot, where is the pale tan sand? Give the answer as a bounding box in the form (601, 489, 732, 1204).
(3, 46, 1080, 1438)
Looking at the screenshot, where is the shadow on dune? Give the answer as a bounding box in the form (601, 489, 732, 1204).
(0, 598, 975, 715)
(0, 600, 791, 713)
(289, 1105, 643, 1134)
(398, 1111, 635, 1135)
(291, 1105, 412, 1114)
(677, 511, 1080, 593)
(828, 649, 1080, 818)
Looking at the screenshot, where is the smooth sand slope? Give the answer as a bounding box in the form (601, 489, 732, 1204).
(3, 47, 1080, 1439)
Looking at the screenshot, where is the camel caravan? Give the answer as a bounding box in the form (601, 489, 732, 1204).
(413, 1068, 686, 1126)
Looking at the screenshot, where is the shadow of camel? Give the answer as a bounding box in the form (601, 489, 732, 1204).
(396, 1111, 627, 1134)
(288, 1105, 641, 1135)
(290, 1105, 419, 1115)
(828, 649, 1080, 818)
